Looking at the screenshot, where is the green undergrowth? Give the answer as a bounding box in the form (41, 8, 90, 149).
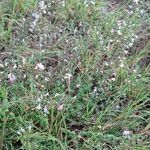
(0, 0, 150, 149)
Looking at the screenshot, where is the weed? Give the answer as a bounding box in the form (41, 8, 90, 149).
(0, 0, 150, 149)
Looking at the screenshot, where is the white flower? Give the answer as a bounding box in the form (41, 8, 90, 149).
(8, 73, 17, 83)
(43, 10, 46, 14)
(129, 5, 132, 9)
(96, 31, 99, 35)
(17, 130, 21, 135)
(122, 130, 132, 139)
(116, 40, 120, 43)
(64, 73, 72, 79)
(140, 9, 144, 14)
(45, 77, 49, 81)
(13, 64, 17, 69)
(130, 11, 133, 14)
(35, 75, 39, 79)
(90, 1, 96, 5)
(22, 57, 26, 65)
(0, 62, 4, 68)
(37, 98, 42, 102)
(111, 29, 115, 33)
(20, 128, 25, 133)
(35, 63, 45, 70)
(32, 12, 39, 19)
(110, 77, 116, 81)
(43, 106, 49, 114)
(55, 93, 61, 97)
(57, 104, 64, 111)
(27, 124, 32, 131)
(117, 30, 122, 35)
(39, 1, 44, 9)
(45, 93, 49, 97)
(133, 0, 139, 4)
(124, 50, 128, 54)
(93, 87, 97, 93)
(39, 1, 47, 11)
(76, 84, 80, 88)
(129, 42, 133, 47)
(120, 62, 124, 68)
(23, 74, 26, 79)
(84, 0, 88, 5)
(36, 103, 41, 110)
(115, 105, 120, 110)
(17, 127, 25, 135)
(31, 21, 37, 27)
(104, 61, 109, 66)
(22, 18, 26, 21)
(131, 38, 135, 42)
(61, 1, 65, 7)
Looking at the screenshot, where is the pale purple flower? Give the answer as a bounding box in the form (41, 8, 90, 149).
(32, 12, 40, 19)
(8, 73, 17, 83)
(35, 63, 45, 70)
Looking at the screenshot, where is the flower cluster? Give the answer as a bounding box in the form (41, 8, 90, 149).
(29, 0, 47, 33)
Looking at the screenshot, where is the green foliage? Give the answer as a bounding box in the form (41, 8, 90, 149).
(0, 0, 149, 149)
